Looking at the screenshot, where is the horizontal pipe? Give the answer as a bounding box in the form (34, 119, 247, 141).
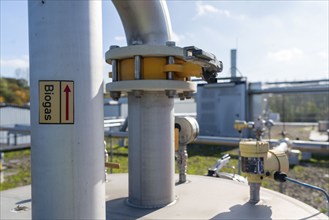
(249, 85, 329, 94)
(104, 133, 241, 147)
(105, 133, 329, 153)
(0, 143, 31, 152)
(2, 129, 328, 153)
(193, 136, 240, 147)
(264, 79, 329, 85)
(104, 119, 126, 124)
(290, 140, 329, 153)
(105, 131, 128, 138)
(0, 126, 31, 134)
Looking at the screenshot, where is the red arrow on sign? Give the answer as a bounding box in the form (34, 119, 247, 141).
(64, 85, 71, 121)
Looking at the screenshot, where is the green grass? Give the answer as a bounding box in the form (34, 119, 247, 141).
(186, 145, 240, 175)
(105, 142, 241, 176)
(0, 150, 31, 191)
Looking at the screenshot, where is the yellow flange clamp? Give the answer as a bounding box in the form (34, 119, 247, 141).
(112, 57, 202, 81)
(106, 44, 222, 85)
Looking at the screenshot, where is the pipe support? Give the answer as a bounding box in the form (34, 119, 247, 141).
(128, 91, 175, 208)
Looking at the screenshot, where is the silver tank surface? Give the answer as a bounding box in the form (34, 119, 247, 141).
(105, 174, 328, 219)
(1, 174, 327, 219)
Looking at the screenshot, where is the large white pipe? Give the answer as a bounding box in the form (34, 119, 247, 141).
(28, 1, 105, 219)
(112, 0, 175, 207)
(112, 0, 172, 45)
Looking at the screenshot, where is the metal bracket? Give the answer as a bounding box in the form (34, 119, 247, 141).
(183, 46, 223, 83)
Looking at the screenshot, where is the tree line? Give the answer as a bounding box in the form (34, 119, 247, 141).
(268, 93, 329, 122)
(0, 77, 30, 105)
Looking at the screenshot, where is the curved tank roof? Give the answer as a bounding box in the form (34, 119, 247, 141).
(1, 174, 327, 219)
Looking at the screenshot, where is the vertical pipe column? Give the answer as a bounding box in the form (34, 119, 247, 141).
(230, 49, 237, 78)
(28, 1, 105, 219)
(128, 91, 175, 208)
(249, 183, 261, 204)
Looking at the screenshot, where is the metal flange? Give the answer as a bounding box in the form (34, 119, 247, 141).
(105, 45, 184, 64)
(106, 80, 196, 94)
(106, 44, 223, 83)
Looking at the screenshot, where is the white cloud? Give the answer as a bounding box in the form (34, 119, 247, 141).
(0, 56, 29, 69)
(171, 31, 186, 43)
(318, 51, 328, 60)
(194, 1, 246, 21)
(267, 48, 304, 62)
(195, 1, 219, 17)
(114, 36, 126, 42)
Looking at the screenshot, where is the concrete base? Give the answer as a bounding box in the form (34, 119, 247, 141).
(1, 174, 327, 219)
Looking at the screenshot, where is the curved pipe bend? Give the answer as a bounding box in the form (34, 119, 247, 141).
(112, 0, 172, 45)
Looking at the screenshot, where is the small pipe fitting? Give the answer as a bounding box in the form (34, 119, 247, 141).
(249, 183, 261, 204)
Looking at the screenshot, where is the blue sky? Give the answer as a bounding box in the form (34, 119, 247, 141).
(1, 0, 328, 83)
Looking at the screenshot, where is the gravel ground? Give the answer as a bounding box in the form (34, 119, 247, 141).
(269, 124, 316, 140)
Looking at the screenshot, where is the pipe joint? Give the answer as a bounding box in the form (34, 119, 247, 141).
(105, 44, 222, 83)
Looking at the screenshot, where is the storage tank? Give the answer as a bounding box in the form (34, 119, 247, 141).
(1, 174, 327, 219)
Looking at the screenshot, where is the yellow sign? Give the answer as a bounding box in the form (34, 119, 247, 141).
(39, 81, 74, 124)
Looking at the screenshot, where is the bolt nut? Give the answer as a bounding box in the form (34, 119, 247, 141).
(183, 91, 194, 99)
(178, 93, 185, 100)
(110, 91, 121, 101)
(133, 90, 143, 98)
(165, 90, 176, 98)
(166, 41, 176, 47)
